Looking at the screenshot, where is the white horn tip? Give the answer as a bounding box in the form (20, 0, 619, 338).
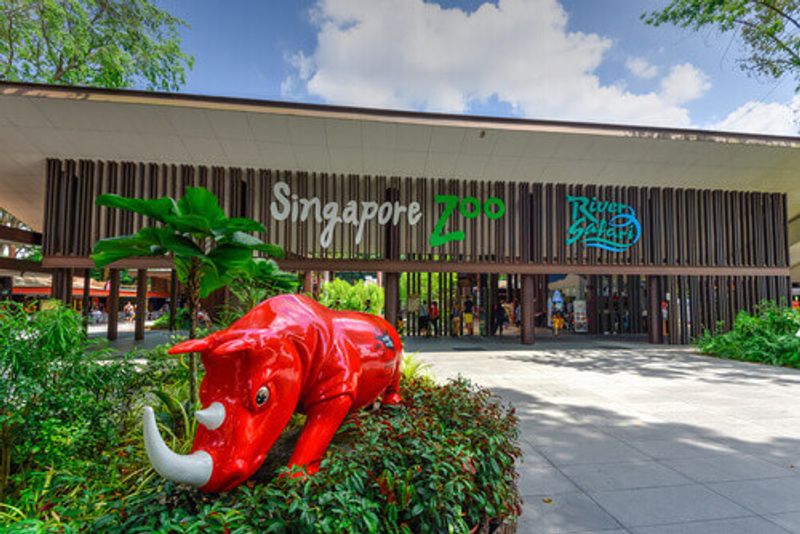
(143, 405, 213, 488)
(195, 402, 226, 430)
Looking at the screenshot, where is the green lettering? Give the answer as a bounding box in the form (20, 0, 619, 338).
(484, 197, 506, 219)
(429, 194, 465, 247)
(459, 196, 481, 219)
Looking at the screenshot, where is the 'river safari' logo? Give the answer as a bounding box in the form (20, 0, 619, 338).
(566, 195, 641, 253)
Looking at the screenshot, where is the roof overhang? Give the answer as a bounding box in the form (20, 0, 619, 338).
(1, 81, 799, 279)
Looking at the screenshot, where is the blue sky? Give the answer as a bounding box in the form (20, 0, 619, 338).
(161, 0, 799, 134)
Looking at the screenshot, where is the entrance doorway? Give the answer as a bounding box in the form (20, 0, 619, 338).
(398, 271, 649, 343)
(541, 274, 648, 339)
(399, 272, 525, 340)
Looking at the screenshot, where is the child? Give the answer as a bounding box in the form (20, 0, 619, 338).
(553, 312, 565, 337)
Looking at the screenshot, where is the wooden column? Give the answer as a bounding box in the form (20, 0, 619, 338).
(107, 269, 120, 341)
(521, 274, 535, 344)
(647, 275, 661, 344)
(486, 273, 495, 336)
(382, 184, 400, 332)
(586, 275, 598, 335)
(135, 269, 147, 341)
(169, 269, 178, 331)
(383, 272, 399, 330)
(51, 268, 73, 304)
(81, 268, 91, 327)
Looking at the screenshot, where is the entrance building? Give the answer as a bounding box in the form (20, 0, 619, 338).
(0, 82, 797, 345)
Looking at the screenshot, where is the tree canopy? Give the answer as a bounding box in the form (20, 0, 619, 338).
(0, 0, 193, 90)
(643, 0, 800, 92)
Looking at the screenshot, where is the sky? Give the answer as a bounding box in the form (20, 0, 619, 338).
(160, 0, 800, 135)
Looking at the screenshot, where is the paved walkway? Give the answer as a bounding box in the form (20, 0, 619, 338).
(413, 337, 800, 534)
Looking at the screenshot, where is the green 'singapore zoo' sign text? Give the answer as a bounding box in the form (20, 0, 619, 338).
(269, 182, 506, 249)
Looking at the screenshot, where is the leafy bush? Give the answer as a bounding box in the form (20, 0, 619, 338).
(2, 347, 521, 532)
(318, 278, 384, 315)
(217, 259, 299, 327)
(150, 306, 191, 330)
(0, 300, 162, 501)
(696, 301, 800, 366)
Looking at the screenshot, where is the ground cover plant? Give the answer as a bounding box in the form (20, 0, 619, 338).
(1, 302, 521, 533)
(696, 301, 800, 365)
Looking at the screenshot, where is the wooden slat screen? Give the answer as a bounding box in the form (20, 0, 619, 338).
(44, 159, 791, 271)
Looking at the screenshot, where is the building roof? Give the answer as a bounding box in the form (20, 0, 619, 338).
(1, 81, 799, 278)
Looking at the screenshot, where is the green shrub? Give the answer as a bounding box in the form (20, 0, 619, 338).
(151, 306, 191, 330)
(0, 301, 164, 500)
(217, 260, 299, 327)
(2, 357, 521, 532)
(318, 278, 384, 315)
(696, 301, 800, 366)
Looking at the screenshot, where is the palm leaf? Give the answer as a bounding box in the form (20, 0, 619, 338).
(96, 194, 177, 222)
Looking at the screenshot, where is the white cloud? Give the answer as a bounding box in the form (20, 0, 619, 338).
(625, 57, 659, 80)
(659, 63, 711, 105)
(708, 96, 800, 135)
(285, 0, 712, 127)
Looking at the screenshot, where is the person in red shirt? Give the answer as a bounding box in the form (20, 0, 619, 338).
(429, 301, 440, 337)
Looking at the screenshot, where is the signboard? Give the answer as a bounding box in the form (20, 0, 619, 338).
(408, 295, 421, 313)
(270, 182, 507, 250)
(566, 195, 641, 252)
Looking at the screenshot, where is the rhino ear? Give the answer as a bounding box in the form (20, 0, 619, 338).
(168, 338, 210, 354)
(212, 338, 254, 356)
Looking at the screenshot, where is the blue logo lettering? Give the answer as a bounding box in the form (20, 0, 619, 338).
(565, 195, 641, 253)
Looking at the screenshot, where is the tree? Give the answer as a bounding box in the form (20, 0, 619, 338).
(643, 1, 800, 92)
(91, 187, 284, 406)
(318, 278, 384, 315)
(217, 258, 300, 327)
(0, 0, 193, 91)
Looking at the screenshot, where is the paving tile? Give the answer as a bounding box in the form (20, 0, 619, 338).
(560, 461, 691, 492)
(589, 484, 749, 527)
(597, 422, 701, 443)
(710, 477, 800, 515)
(627, 438, 732, 460)
(538, 439, 650, 466)
(518, 465, 580, 496)
(519, 439, 554, 467)
(518, 492, 622, 533)
(663, 453, 795, 483)
(631, 516, 789, 534)
(766, 512, 800, 533)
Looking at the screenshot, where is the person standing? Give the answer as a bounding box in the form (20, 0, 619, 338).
(464, 296, 474, 336)
(553, 312, 565, 337)
(429, 301, 440, 337)
(451, 303, 461, 337)
(124, 302, 134, 323)
(419, 303, 429, 337)
(492, 303, 508, 335)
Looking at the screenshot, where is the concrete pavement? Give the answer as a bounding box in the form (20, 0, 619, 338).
(412, 336, 800, 533)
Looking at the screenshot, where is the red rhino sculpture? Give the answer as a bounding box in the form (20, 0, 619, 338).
(142, 294, 403, 492)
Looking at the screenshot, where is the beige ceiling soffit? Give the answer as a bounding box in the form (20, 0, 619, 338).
(3, 83, 800, 148)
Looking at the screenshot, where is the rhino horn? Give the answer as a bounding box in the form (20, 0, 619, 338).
(143, 406, 213, 487)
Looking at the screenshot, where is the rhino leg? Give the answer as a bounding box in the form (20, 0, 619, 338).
(287, 394, 352, 475)
(382, 358, 403, 406)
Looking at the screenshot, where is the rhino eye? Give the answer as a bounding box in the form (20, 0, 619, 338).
(255, 386, 270, 406)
